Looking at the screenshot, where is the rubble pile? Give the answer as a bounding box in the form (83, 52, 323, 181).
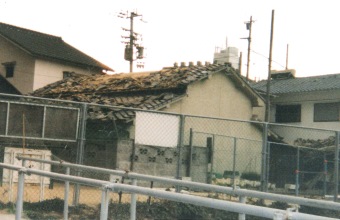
(294, 136, 335, 150)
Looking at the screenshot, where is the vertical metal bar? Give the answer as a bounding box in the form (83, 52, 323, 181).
(266, 142, 271, 192)
(42, 106, 47, 138)
(188, 128, 193, 178)
(334, 131, 339, 202)
(74, 103, 87, 206)
(232, 137, 237, 189)
(130, 178, 137, 220)
(15, 170, 25, 220)
(261, 123, 268, 191)
(147, 181, 154, 205)
(5, 102, 9, 135)
(100, 187, 110, 220)
(63, 167, 70, 220)
(9, 151, 15, 202)
(39, 154, 46, 202)
(211, 134, 215, 180)
(238, 196, 246, 220)
(323, 153, 327, 197)
(176, 115, 185, 192)
(295, 147, 300, 197)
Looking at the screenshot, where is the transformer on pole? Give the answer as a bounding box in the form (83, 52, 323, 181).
(118, 11, 146, 72)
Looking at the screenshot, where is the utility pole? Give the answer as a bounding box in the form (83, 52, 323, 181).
(238, 51, 242, 75)
(241, 16, 254, 80)
(118, 11, 146, 73)
(265, 10, 275, 123)
(286, 44, 289, 70)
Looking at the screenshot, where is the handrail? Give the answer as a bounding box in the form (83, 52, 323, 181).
(16, 155, 340, 212)
(0, 162, 337, 220)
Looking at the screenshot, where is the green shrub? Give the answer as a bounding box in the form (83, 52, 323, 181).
(241, 172, 260, 181)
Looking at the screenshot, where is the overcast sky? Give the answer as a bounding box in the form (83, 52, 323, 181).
(0, 0, 339, 80)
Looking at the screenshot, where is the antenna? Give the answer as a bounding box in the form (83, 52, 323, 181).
(118, 10, 147, 72)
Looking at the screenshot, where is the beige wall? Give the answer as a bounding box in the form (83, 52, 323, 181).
(33, 59, 103, 92)
(0, 36, 35, 94)
(163, 72, 264, 174)
(166, 72, 254, 119)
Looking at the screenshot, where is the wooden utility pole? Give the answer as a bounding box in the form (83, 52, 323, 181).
(119, 11, 146, 73)
(286, 44, 289, 70)
(129, 13, 134, 72)
(246, 16, 253, 80)
(265, 10, 275, 123)
(238, 51, 242, 75)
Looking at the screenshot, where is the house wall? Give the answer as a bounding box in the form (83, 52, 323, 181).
(270, 90, 340, 144)
(0, 35, 35, 94)
(33, 59, 102, 92)
(166, 72, 263, 175)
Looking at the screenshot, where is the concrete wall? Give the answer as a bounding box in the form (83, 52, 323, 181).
(116, 139, 209, 185)
(125, 72, 264, 178)
(0, 35, 35, 94)
(33, 59, 103, 91)
(270, 90, 340, 144)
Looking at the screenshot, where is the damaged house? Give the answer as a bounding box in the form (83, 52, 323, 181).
(30, 62, 266, 182)
(252, 70, 340, 188)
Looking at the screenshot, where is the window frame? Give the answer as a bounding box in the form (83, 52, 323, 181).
(2, 61, 16, 78)
(275, 104, 301, 123)
(314, 102, 340, 122)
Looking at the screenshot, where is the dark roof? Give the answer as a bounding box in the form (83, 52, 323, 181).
(31, 63, 261, 121)
(0, 75, 21, 94)
(0, 22, 113, 71)
(251, 73, 340, 95)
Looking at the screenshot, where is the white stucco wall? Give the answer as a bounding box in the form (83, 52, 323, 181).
(33, 59, 102, 91)
(270, 90, 340, 144)
(0, 36, 35, 94)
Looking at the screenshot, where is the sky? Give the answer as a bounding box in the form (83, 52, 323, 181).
(0, 0, 339, 81)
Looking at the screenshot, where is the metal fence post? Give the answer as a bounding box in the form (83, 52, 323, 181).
(238, 195, 246, 220)
(261, 123, 268, 191)
(130, 178, 137, 220)
(334, 131, 339, 202)
(176, 115, 185, 192)
(15, 169, 25, 220)
(295, 147, 300, 196)
(188, 128, 193, 178)
(100, 186, 110, 220)
(323, 153, 327, 197)
(74, 103, 87, 206)
(64, 167, 70, 220)
(232, 137, 237, 189)
(266, 142, 271, 192)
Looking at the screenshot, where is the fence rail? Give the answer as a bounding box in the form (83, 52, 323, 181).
(0, 162, 339, 220)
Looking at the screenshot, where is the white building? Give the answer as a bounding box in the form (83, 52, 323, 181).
(213, 37, 239, 70)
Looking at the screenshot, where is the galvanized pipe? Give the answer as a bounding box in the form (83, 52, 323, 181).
(0, 163, 338, 220)
(15, 169, 26, 220)
(63, 167, 70, 220)
(111, 183, 337, 220)
(130, 178, 137, 220)
(13, 158, 340, 211)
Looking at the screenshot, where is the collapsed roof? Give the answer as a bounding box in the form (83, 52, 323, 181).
(31, 62, 261, 122)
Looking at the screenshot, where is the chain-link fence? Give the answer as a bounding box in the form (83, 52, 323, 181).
(1, 92, 340, 210)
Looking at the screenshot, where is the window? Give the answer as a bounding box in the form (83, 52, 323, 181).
(2, 62, 16, 78)
(275, 104, 301, 123)
(314, 102, 340, 122)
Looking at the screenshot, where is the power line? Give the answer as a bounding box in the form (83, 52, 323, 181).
(251, 50, 285, 69)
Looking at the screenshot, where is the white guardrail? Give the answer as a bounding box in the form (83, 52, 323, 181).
(0, 156, 337, 220)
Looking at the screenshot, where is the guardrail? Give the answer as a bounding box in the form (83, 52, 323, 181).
(0, 162, 338, 220)
(16, 155, 340, 212)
